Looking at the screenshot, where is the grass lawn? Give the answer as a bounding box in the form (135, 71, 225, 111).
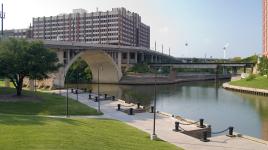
(230, 76, 268, 90)
(0, 79, 5, 87)
(0, 79, 14, 87)
(0, 87, 101, 116)
(0, 85, 182, 150)
(0, 115, 181, 150)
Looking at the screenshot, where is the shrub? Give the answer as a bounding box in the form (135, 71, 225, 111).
(128, 64, 150, 73)
(245, 74, 256, 81)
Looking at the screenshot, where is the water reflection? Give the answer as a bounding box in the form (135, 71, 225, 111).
(69, 81, 268, 141)
(237, 93, 268, 140)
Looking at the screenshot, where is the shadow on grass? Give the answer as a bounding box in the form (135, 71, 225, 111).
(0, 114, 82, 126)
(0, 87, 101, 116)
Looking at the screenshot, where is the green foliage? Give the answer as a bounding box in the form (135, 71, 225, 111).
(258, 56, 268, 76)
(230, 57, 242, 62)
(0, 115, 181, 150)
(65, 58, 92, 83)
(230, 55, 257, 63)
(128, 64, 150, 73)
(0, 38, 61, 96)
(245, 74, 256, 81)
(241, 55, 258, 63)
(176, 68, 213, 73)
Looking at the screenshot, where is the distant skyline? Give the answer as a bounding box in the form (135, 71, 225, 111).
(3, 0, 262, 58)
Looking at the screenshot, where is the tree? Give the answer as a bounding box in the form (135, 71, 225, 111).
(0, 38, 61, 96)
(65, 57, 92, 83)
(258, 56, 268, 76)
(231, 57, 242, 63)
(242, 55, 258, 63)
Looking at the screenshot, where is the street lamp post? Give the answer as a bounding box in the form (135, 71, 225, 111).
(66, 76, 69, 118)
(151, 67, 162, 140)
(64, 58, 69, 118)
(76, 71, 81, 101)
(97, 65, 103, 113)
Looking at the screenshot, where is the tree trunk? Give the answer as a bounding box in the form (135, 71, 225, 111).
(16, 77, 24, 96)
(16, 86, 22, 96)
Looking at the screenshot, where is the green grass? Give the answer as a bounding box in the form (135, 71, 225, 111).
(0, 79, 5, 86)
(0, 85, 182, 150)
(0, 87, 101, 116)
(0, 79, 14, 87)
(0, 115, 181, 150)
(230, 76, 268, 90)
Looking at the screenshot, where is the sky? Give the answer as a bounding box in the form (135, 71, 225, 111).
(3, 0, 263, 58)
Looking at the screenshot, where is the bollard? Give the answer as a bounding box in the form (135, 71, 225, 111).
(94, 97, 98, 102)
(88, 94, 91, 99)
(198, 118, 205, 128)
(200, 131, 210, 142)
(71, 89, 74, 93)
(150, 106, 154, 113)
(104, 94, 107, 99)
(128, 108, 134, 115)
(137, 103, 141, 109)
(117, 104, 121, 111)
(112, 96, 115, 101)
(173, 122, 181, 132)
(227, 126, 235, 137)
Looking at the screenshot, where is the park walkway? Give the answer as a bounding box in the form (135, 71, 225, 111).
(59, 90, 268, 150)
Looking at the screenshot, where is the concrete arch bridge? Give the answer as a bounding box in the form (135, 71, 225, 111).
(34, 40, 179, 88)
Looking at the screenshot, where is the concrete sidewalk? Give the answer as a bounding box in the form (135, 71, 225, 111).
(60, 91, 268, 150)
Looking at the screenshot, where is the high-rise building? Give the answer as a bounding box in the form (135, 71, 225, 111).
(32, 8, 150, 48)
(263, 0, 268, 56)
(3, 28, 32, 39)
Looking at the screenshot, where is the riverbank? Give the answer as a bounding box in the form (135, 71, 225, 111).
(120, 73, 231, 85)
(230, 76, 268, 90)
(61, 90, 268, 150)
(224, 76, 268, 96)
(223, 82, 268, 96)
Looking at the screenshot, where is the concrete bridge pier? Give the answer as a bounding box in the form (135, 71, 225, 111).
(141, 53, 145, 63)
(232, 67, 238, 75)
(243, 66, 246, 73)
(222, 67, 226, 75)
(214, 65, 219, 82)
(117, 52, 122, 71)
(150, 55, 154, 63)
(168, 68, 177, 80)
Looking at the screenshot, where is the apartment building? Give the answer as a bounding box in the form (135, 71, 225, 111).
(32, 8, 150, 48)
(3, 28, 32, 39)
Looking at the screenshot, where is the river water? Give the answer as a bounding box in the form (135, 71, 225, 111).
(70, 81, 268, 141)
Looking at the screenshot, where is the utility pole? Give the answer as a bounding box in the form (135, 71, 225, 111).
(161, 44, 163, 54)
(0, 3, 5, 38)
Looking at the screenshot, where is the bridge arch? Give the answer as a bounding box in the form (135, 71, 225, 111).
(56, 50, 122, 87)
